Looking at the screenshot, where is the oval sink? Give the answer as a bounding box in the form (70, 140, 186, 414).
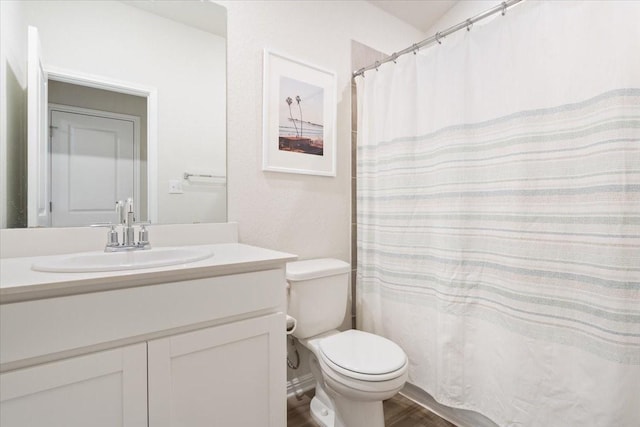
(32, 247, 213, 273)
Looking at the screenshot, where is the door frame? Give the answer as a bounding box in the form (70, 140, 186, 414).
(46, 66, 158, 224)
(27, 26, 50, 227)
(49, 104, 142, 223)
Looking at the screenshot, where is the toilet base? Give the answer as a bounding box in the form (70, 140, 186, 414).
(309, 387, 385, 427)
(332, 396, 385, 427)
(310, 395, 335, 427)
(306, 351, 391, 427)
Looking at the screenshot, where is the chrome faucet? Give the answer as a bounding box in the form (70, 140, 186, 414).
(92, 198, 151, 252)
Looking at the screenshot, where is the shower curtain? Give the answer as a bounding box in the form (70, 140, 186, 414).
(356, 2, 639, 426)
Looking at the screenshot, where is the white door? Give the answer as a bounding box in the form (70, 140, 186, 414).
(50, 108, 138, 227)
(27, 26, 50, 227)
(0, 343, 148, 427)
(148, 314, 287, 427)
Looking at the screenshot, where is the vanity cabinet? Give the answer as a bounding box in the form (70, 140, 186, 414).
(1, 314, 283, 427)
(0, 249, 294, 427)
(0, 343, 148, 427)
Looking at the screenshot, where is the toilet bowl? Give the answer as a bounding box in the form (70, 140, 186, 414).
(286, 259, 408, 427)
(301, 329, 408, 427)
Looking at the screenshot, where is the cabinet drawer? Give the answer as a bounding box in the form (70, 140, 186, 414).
(1, 268, 286, 367)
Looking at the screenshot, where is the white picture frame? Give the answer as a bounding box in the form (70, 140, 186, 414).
(262, 49, 337, 177)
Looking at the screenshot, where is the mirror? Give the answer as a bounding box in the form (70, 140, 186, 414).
(0, 0, 226, 228)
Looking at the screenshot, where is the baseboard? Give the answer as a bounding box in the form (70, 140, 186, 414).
(287, 373, 315, 399)
(400, 383, 499, 427)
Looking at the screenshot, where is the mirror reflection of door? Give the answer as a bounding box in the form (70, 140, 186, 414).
(50, 106, 140, 227)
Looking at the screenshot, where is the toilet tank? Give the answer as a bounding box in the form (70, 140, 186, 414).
(286, 258, 350, 339)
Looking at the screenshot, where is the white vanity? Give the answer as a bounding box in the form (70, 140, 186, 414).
(0, 224, 296, 427)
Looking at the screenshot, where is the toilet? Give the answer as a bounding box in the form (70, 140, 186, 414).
(286, 258, 408, 427)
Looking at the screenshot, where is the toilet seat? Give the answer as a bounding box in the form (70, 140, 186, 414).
(319, 330, 407, 382)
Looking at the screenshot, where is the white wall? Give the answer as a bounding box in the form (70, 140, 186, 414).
(18, 1, 227, 225)
(223, 0, 423, 261)
(424, 0, 509, 35)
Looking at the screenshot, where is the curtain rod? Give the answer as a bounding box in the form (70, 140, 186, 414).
(353, 0, 523, 78)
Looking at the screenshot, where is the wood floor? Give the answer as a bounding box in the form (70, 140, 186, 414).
(287, 390, 456, 427)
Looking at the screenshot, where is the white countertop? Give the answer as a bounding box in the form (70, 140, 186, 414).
(0, 243, 297, 304)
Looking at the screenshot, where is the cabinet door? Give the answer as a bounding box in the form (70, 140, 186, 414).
(148, 313, 286, 427)
(0, 343, 147, 427)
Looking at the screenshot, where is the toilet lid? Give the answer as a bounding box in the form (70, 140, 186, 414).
(319, 330, 407, 376)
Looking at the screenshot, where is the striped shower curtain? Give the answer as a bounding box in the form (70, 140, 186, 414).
(355, 2, 639, 426)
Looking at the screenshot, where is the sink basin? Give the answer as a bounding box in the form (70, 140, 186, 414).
(32, 247, 214, 273)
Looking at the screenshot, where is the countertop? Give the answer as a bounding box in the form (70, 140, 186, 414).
(0, 243, 297, 304)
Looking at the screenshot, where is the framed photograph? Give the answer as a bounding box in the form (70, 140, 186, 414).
(262, 50, 337, 176)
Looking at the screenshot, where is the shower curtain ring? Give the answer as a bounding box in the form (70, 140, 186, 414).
(501, 1, 507, 15)
(375, 60, 380, 71)
(435, 32, 442, 44)
(412, 43, 419, 55)
(391, 53, 398, 64)
(466, 19, 473, 31)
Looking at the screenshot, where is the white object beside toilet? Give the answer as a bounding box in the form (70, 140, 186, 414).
(286, 258, 408, 427)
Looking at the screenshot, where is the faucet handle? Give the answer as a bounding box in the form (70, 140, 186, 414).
(107, 225, 119, 247)
(90, 223, 120, 248)
(138, 225, 150, 247)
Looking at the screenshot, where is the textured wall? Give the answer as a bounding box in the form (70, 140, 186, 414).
(424, 0, 500, 34)
(221, 0, 422, 385)
(224, 0, 422, 260)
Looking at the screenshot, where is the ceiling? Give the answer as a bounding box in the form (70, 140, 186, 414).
(122, 1, 455, 38)
(121, 0, 226, 37)
(368, 0, 458, 33)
